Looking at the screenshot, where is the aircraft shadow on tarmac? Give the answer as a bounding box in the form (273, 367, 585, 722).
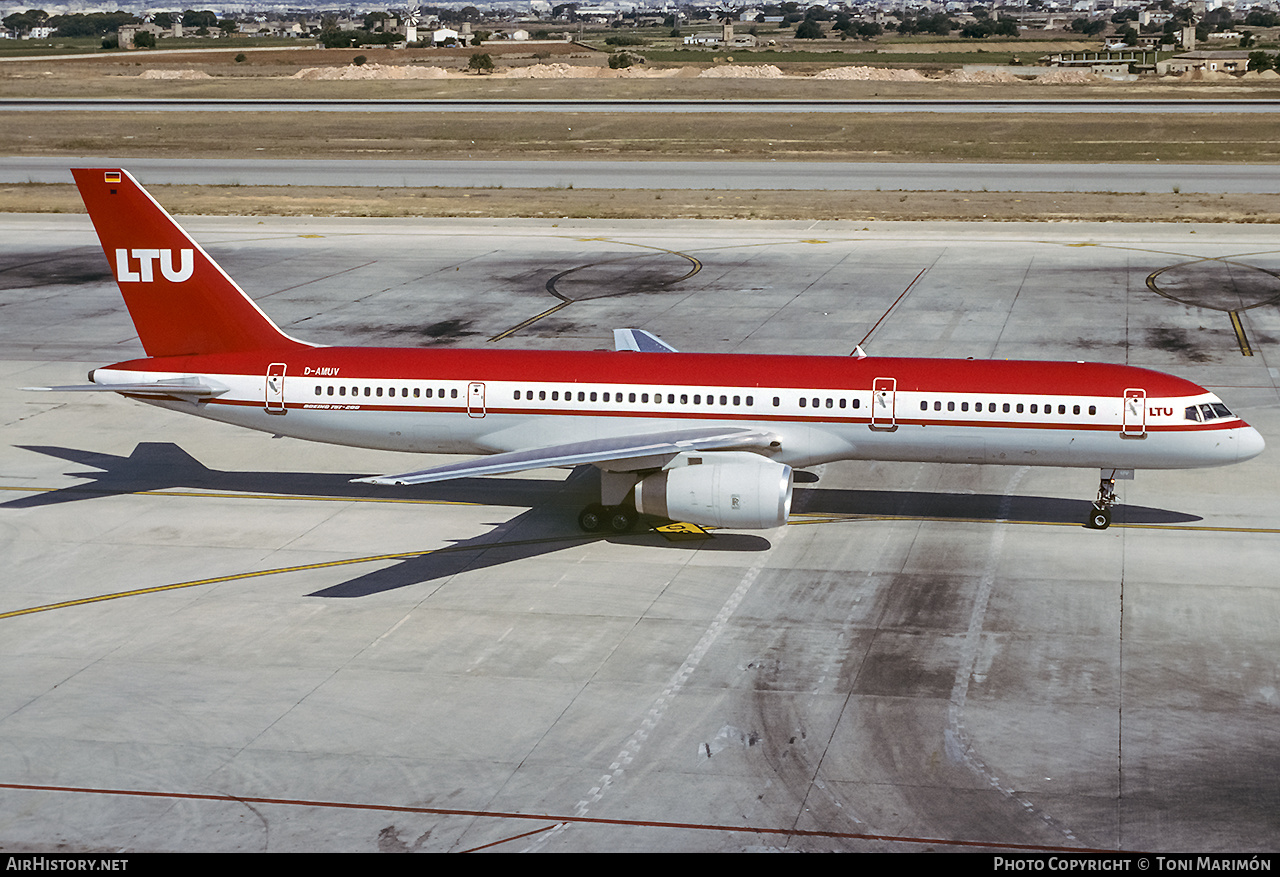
(9, 442, 1201, 596)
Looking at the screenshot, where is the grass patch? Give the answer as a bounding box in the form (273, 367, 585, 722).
(4, 183, 1277, 224)
(6, 110, 1280, 164)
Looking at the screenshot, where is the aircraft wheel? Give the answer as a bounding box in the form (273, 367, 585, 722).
(607, 507, 637, 534)
(578, 504, 607, 533)
(1087, 503, 1111, 530)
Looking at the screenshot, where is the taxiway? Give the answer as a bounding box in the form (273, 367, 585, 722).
(1, 216, 1277, 852)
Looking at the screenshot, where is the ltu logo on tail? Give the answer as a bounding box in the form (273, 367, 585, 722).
(114, 248, 194, 283)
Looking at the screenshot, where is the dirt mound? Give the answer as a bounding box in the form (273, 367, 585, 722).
(138, 69, 213, 80)
(291, 63, 451, 80)
(503, 62, 589, 78)
(943, 69, 1021, 83)
(812, 66, 928, 81)
(697, 64, 785, 78)
(1033, 69, 1098, 84)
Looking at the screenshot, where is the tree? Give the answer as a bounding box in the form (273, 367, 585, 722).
(607, 50, 645, 68)
(795, 19, 823, 38)
(134, 30, 156, 48)
(1247, 51, 1275, 72)
(3, 9, 49, 34)
(181, 10, 217, 29)
(467, 52, 494, 73)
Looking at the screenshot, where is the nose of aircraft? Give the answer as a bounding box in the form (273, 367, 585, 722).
(1236, 425, 1266, 463)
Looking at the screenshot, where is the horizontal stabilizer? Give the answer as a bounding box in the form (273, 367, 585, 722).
(613, 328, 679, 353)
(23, 380, 226, 399)
(353, 426, 777, 486)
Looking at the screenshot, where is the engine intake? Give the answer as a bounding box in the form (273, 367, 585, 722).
(633, 452, 793, 529)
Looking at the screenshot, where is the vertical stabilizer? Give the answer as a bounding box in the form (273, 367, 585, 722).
(73, 168, 309, 358)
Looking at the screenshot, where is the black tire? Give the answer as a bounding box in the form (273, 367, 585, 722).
(578, 504, 606, 533)
(607, 507, 636, 533)
(1088, 504, 1111, 530)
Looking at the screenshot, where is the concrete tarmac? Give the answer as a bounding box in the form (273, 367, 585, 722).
(1, 215, 1278, 852)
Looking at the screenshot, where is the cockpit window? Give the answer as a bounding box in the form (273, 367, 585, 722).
(1190, 403, 1234, 422)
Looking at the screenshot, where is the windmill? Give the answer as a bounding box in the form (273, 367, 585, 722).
(401, 6, 421, 43)
(713, 3, 740, 44)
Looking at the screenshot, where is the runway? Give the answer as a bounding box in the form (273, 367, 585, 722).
(6, 98, 1280, 114)
(2, 215, 1278, 852)
(7, 156, 1280, 194)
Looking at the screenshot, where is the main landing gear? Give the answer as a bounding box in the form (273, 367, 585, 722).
(578, 503, 638, 534)
(1087, 473, 1118, 530)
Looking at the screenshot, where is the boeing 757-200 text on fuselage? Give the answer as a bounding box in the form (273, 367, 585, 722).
(29, 169, 1265, 532)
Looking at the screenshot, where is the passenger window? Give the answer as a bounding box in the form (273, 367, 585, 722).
(1015, 403, 1023, 413)
(852, 398, 860, 409)
(961, 402, 969, 412)
(1030, 403, 1037, 414)
(773, 397, 780, 407)
(1088, 405, 1095, 415)
(947, 401, 955, 412)
(1073, 404, 1080, 415)
(1003, 403, 1011, 413)
(1057, 404, 1065, 414)
(799, 398, 806, 408)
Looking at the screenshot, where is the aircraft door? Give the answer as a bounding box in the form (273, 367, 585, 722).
(1122, 388, 1146, 437)
(265, 362, 286, 415)
(467, 381, 486, 418)
(871, 377, 897, 430)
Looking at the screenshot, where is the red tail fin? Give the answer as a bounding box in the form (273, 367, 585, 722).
(73, 168, 308, 358)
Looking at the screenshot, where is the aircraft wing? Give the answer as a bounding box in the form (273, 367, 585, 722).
(613, 328, 678, 353)
(352, 426, 777, 486)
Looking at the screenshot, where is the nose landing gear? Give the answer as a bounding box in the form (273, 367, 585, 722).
(1086, 469, 1128, 530)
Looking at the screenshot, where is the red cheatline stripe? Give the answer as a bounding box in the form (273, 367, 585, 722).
(0, 782, 1120, 852)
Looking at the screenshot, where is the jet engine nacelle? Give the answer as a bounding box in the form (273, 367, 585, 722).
(633, 452, 793, 529)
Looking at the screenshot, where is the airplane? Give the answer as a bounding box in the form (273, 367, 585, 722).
(26, 168, 1265, 533)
